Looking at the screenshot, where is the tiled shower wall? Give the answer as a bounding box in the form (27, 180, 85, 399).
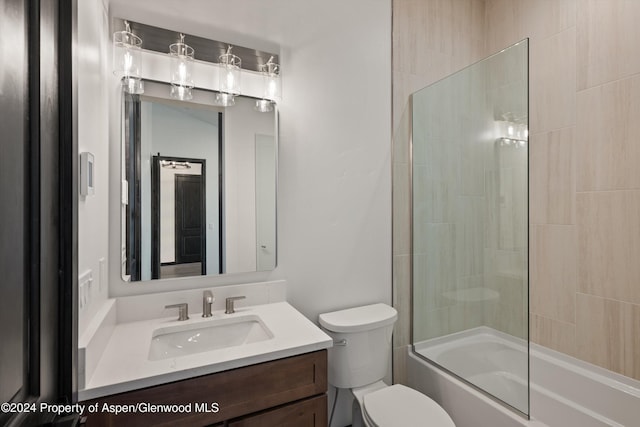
(392, 0, 486, 383)
(393, 0, 640, 383)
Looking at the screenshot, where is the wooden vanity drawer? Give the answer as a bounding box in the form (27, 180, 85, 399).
(227, 395, 327, 427)
(83, 350, 327, 427)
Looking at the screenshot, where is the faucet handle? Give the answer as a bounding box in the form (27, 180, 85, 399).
(225, 296, 246, 314)
(165, 303, 189, 321)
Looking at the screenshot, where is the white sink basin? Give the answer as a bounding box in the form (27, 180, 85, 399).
(148, 315, 274, 361)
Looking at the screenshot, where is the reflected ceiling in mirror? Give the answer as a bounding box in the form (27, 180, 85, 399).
(122, 81, 277, 282)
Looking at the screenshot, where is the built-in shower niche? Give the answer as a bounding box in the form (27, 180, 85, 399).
(410, 40, 529, 415)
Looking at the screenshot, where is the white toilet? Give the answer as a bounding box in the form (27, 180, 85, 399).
(319, 303, 455, 427)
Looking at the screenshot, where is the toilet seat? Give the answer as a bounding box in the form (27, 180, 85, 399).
(362, 384, 455, 427)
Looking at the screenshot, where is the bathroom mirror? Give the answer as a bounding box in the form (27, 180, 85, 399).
(122, 81, 277, 282)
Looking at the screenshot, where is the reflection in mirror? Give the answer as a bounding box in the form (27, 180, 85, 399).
(123, 82, 277, 282)
(153, 156, 208, 279)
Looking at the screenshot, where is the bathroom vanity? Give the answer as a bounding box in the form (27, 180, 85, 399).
(82, 350, 327, 426)
(78, 290, 332, 427)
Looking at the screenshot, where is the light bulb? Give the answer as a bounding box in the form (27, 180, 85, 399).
(226, 71, 235, 89)
(123, 51, 133, 75)
(169, 34, 194, 90)
(267, 79, 277, 100)
(218, 47, 241, 95)
(178, 62, 187, 83)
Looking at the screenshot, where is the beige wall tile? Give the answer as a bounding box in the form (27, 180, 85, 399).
(392, 0, 486, 373)
(530, 128, 575, 224)
(577, 0, 618, 89)
(485, 0, 576, 54)
(618, 1, 640, 81)
(450, 0, 486, 64)
(393, 95, 411, 165)
(393, 345, 409, 385)
(576, 293, 640, 380)
(576, 75, 640, 191)
(486, 269, 524, 309)
(577, 0, 640, 90)
(393, 162, 410, 256)
(530, 28, 576, 133)
(414, 307, 448, 342)
(392, 0, 421, 74)
(415, 223, 457, 308)
(450, 300, 486, 333)
(519, 0, 576, 41)
(394, 0, 484, 75)
(392, 71, 412, 133)
(484, 0, 521, 54)
(486, 301, 527, 339)
(395, 0, 640, 381)
(456, 197, 485, 277)
(393, 255, 411, 348)
(530, 225, 577, 323)
(577, 191, 640, 305)
(530, 313, 576, 356)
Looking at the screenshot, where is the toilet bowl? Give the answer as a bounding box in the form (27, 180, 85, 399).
(356, 381, 455, 427)
(319, 304, 455, 427)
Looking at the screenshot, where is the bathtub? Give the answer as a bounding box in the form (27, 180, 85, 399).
(407, 327, 640, 427)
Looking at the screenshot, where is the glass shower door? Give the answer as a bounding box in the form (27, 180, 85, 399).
(411, 40, 529, 415)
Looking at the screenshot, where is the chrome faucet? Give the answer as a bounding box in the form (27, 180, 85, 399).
(165, 303, 189, 321)
(202, 290, 214, 318)
(225, 296, 246, 314)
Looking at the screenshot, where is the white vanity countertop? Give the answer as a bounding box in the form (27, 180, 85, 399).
(79, 301, 332, 401)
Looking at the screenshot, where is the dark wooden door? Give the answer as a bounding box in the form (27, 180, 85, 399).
(0, 0, 77, 425)
(175, 174, 204, 265)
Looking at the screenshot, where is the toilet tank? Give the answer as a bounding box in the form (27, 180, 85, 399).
(319, 303, 397, 389)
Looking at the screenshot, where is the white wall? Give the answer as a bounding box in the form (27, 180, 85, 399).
(77, 0, 110, 338)
(271, 1, 393, 321)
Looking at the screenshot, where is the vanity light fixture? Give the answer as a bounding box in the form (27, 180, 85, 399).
(255, 56, 280, 113)
(160, 160, 191, 169)
(217, 45, 241, 106)
(113, 21, 144, 94)
(169, 33, 194, 100)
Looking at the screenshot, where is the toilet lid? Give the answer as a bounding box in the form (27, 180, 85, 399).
(363, 384, 455, 427)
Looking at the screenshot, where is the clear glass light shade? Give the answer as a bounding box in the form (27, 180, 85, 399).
(169, 37, 194, 89)
(170, 85, 193, 100)
(123, 77, 144, 94)
(219, 49, 241, 96)
(113, 30, 142, 79)
(216, 92, 235, 107)
(262, 60, 280, 101)
(254, 99, 273, 113)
